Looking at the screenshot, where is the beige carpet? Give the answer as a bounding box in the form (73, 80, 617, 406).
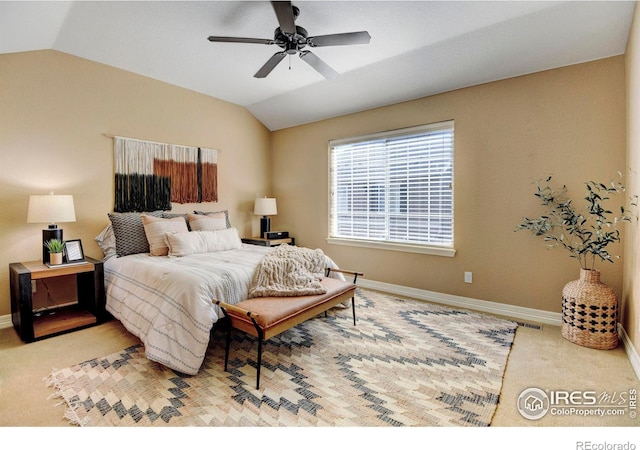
(1, 287, 639, 437)
(43, 289, 517, 426)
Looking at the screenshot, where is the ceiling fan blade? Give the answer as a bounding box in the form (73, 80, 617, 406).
(208, 36, 273, 45)
(299, 51, 338, 80)
(271, 1, 296, 35)
(254, 52, 287, 78)
(308, 31, 371, 47)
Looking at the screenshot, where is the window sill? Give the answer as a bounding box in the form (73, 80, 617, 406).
(326, 238, 456, 257)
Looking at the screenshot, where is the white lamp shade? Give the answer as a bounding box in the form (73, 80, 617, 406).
(254, 197, 277, 216)
(27, 194, 76, 224)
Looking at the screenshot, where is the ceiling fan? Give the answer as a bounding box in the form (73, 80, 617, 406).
(207, 1, 371, 80)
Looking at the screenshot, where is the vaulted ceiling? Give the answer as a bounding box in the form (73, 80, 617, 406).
(1, 1, 635, 130)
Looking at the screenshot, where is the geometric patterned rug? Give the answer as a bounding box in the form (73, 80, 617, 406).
(45, 289, 518, 427)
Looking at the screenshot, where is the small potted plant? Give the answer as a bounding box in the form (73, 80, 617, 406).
(44, 238, 65, 265)
(515, 174, 637, 349)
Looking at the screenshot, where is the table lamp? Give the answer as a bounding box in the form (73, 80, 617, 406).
(27, 193, 76, 263)
(254, 197, 277, 238)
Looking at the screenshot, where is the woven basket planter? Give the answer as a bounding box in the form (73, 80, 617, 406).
(561, 269, 618, 350)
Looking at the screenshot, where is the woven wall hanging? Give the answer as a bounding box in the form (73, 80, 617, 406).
(112, 136, 218, 212)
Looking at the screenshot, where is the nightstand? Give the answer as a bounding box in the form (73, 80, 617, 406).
(242, 237, 295, 247)
(9, 256, 106, 342)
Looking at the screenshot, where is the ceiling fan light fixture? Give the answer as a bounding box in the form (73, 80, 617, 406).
(207, 1, 370, 80)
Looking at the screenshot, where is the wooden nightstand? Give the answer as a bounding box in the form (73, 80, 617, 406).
(9, 256, 106, 342)
(242, 237, 295, 247)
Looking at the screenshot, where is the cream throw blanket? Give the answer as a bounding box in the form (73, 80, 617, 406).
(248, 244, 329, 298)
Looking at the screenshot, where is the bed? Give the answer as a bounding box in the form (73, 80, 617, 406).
(97, 210, 343, 375)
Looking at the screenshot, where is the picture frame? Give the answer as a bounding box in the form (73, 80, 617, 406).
(64, 239, 85, 263)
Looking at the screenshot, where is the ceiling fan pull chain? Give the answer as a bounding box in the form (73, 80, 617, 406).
(289, 54, 292, 70)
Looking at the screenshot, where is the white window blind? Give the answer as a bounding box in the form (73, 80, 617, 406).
(329, 121, 454, 250)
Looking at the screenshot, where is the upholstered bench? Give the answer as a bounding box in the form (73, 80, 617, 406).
(215, 268, 362, 389)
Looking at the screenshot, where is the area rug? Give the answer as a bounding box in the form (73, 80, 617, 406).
(45, 289, 518, 427)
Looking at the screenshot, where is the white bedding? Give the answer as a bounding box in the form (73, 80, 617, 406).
(104, 243, 341, 375)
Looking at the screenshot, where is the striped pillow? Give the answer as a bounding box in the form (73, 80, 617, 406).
(193, 210, 231, 228)
(142, 214, 189, 256)
(188, 212, 227, 231)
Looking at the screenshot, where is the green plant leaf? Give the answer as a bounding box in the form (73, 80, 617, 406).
(44, 238, 65, 253)
(515, 173, 637, 270)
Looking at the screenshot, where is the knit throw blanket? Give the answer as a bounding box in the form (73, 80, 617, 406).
(248, 244, 329, 297)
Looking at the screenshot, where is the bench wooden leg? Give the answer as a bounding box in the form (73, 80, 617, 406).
(249, 317, 265, 390)
(224, 317, 231, 372)
(351, 294, 357, 326)
(256, 336, 263, 389)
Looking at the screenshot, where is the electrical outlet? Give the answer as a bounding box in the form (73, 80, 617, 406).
(464, 272, 473, 283)
(31, 280, 37, 293)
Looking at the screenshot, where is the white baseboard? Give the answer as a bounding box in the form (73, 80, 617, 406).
(357, 278, 562, 326)
(619, 325, 640, 381)
(0, 314, 11, 330)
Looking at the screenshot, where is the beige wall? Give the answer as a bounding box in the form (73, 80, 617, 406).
(0, 48, 632, 334)
(0, 50, 272, 316)
(272, 56, 627, 315)
(624, 5, 640, 358)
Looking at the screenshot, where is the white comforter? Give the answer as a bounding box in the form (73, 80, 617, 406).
(104, 244, 341, 375)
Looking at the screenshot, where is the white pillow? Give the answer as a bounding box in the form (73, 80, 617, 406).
(188, 212, 227, 231)
(166, 228, 242, 257)
(142, 214, 189, 256)
(95, 224, 117, 260)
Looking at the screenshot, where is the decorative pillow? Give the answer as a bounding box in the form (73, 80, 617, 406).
(161, 212, 191, 230)
(188, 212, 227, 231)
(142, 214, 189, 256)
(108, 211, 163, 257)
(166, 228, 242, 257)
(193, 210, 231, 228)
(94, 224, 117, 260)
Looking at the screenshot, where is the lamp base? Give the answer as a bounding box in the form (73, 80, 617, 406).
(42, 227, 63, 264)
(260, 217, 270, 239)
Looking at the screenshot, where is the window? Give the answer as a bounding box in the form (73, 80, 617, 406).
(329, 121, 454, 256)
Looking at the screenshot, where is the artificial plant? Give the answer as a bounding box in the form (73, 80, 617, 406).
(515, 174, 637, 270)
